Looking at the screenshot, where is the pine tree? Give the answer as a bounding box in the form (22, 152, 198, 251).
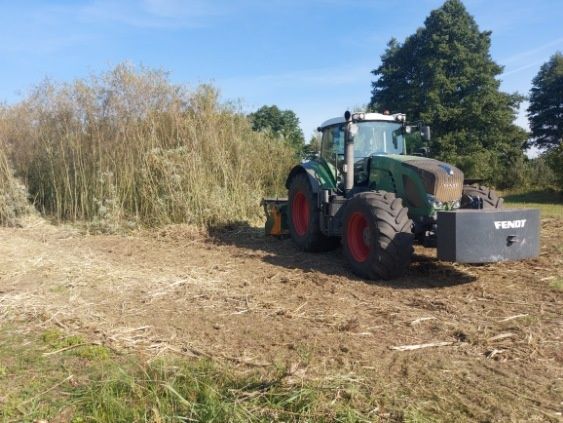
(369, 0, 526, 183)
(528, 52, 563, 150)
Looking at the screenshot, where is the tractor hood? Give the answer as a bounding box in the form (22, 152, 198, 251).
(399, 155, 464, 203)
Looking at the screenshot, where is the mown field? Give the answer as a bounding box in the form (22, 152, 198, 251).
(0, 198, 561, 422)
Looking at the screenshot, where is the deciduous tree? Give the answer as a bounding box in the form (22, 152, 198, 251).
(249, 105, 305, 153)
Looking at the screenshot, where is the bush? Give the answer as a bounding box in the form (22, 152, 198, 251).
(450, 146, 558, 191)
(545, 143, 563, 190)
(1, 64, 297, 228)
(524, 154, 558, 190)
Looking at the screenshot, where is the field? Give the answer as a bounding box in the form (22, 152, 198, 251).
(1, 202, 562, 422)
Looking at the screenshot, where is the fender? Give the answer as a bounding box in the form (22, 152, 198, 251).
(285, 159, 337, 193)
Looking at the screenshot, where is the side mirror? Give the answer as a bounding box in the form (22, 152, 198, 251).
(421, 126, 431, 141)
(415, 146, 430, 157)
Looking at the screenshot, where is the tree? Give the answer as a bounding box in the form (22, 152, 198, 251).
(248, 105, 305, 153)
(302, 134, 321, 157)
(369, 0, 527, 184)
(528, 52, 563, 151)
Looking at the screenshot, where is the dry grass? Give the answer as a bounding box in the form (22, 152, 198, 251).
(0, 64, 297, 229)
(0, 127, 31, 226)
(1, 217, 561, 421)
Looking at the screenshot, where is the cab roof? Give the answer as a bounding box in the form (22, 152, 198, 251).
(318, 112, 406, 130)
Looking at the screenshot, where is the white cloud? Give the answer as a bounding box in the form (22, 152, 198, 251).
(0, 33, 96, 54)
(81, 0, 229, 29)
(222, 64, 371, 90)
(142, 0, 225, 19)
(502, 60, 546, 78)
(501, 37, 563, 65)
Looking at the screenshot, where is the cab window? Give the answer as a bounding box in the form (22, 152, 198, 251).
(320, 125, 345, 166)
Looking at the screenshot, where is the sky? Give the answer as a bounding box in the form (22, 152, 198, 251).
(0, 0, 562, 142)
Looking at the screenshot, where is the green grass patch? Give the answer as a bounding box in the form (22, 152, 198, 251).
(502, 189, 563, 219)
(0, 327, 380, 422)
(549, 278, 563, 291)
(403, 407, 440, 423)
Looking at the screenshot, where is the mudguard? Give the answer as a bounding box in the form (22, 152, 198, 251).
(285, 159, 337, 194)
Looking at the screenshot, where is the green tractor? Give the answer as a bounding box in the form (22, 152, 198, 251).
(263, 111, 539, 280)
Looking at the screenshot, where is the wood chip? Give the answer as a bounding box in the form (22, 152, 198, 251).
(488, 332, 515, 342)
(486, 348, 506, 359)
(389, 341, 454, 351)
(410, 317, 436, 325)
(499, 314, 528, 322)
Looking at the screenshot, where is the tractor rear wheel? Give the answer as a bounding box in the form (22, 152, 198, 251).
(288, 173, 338, 252)
(342, 191, 413, 280)
(461, 184, 504, 209)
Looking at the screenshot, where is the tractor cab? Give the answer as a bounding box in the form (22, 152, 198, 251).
(319, 113, 407, 161)
(318, 112, 417, 189)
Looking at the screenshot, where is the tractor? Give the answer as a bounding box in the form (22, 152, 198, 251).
(263, 111, 540, 280)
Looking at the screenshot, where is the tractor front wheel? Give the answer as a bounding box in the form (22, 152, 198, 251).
(461, 184, 504, 209)
(342, 192, 413, 280)
(288, 173, 338, 252)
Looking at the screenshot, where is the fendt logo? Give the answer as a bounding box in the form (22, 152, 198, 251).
(442, 183, 459, 189)
(494, 220, 526, 230)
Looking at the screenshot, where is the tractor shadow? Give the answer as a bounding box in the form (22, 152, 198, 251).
(208, 223, 476, 289)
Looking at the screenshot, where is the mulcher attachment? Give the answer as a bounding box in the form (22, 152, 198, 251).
(262, 198, 289, 237)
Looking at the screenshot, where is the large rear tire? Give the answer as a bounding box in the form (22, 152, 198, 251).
(461, 184, 503, 209)
(342, 191, 414, 280)
(288, 173, 339, 252)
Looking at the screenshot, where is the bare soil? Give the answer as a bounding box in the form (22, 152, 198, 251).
(1, 217, 561, 421)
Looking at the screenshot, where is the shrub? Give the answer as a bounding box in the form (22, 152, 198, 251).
(1, 64, 297, 228)
(545, 143, 563, 190)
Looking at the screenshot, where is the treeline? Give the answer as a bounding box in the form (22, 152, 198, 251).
(0, 65, 297, 228)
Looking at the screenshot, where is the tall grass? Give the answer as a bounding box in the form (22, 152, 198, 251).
(0, 111, 31, 226)
(1, 64, 296, 228)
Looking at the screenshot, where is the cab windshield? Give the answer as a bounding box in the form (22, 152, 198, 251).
(320, 120, 405, 164)
(353, 121, 405, 158)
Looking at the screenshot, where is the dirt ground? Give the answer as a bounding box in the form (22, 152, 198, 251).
(1, 216, 561, 421)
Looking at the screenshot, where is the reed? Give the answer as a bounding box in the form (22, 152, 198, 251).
(2, 64, 297, 228)
(0, 110, 31, 226)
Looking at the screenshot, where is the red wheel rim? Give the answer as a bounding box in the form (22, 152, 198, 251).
(291, 192, 309, 236)
(347, 212, 370, 262)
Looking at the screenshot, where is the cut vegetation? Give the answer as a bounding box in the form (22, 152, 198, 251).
(0, 213, 561, 421)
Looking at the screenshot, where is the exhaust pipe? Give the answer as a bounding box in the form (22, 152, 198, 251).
(344, 111, 354, 193)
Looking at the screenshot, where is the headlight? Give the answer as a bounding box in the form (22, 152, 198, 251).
(426, 194, 443, 209)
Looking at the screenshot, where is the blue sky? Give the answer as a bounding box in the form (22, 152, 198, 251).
(1, 0, 562, 139)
